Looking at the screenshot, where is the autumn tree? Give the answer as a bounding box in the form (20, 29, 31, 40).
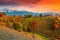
(51, 20, 58, 37)
(53, 20, 58, 34)
(53, 20, 58, 30)
(29, 20, 40, 38)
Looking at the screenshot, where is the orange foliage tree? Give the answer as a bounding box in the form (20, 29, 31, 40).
(53, 20, 58, 30)
(29, 20, 40, 38)
(51, 20, 58, 36)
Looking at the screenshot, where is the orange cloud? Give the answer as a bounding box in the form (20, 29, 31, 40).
(0, 0, 60, 12)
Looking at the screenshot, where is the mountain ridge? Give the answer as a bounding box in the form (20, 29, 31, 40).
(0, 9, 57, 16)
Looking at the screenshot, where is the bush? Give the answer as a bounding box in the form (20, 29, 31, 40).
(13, 22, 23, 32)
(22, 18, 30, 32)
(9, 19, 13, 22)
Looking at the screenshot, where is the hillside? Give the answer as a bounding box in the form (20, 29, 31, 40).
(0, 12, 59, 40)
(0, 26, 32, 40)
(0, 25, 52, 40)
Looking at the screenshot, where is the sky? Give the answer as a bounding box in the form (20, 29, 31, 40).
(0, 0, 60, 13)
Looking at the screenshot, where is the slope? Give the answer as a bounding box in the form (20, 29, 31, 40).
(0, 26, 32, 40)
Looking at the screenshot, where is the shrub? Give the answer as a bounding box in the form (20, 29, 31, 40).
(22, 19, 30, 32)
(13, 22, 23, 32)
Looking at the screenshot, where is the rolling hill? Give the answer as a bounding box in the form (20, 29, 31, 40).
(0, 26, 32, 40)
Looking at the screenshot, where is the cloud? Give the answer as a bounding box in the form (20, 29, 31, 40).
(0, 5, 60, 13)
(0, 0, 60, 13)
(0, 0, 41, 5)
(0, 0, 59, 5)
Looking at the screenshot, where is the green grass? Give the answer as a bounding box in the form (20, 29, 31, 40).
(34, 33, 51, 40)
(27, 32, 50, 40)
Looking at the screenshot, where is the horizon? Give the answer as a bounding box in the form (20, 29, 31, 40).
(0, 10, 57, 16)
(0, 9, 59, 13)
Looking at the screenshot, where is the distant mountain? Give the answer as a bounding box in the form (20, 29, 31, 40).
(4, 10, 40, 16)
(0, 9, 57, 16)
